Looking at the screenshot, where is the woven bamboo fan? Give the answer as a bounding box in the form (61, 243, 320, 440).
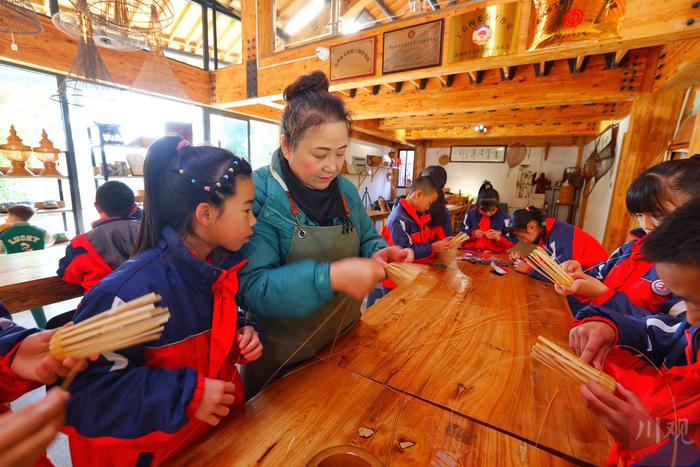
(505, 144, 527, 177)
(72, 0, 174, 33)
(52, 10, 146, 51)
(583, 124, 618, 198)
(0, 0, 43, 50)
(385, 263, 428, 287)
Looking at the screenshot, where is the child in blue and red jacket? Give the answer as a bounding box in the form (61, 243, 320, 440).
(421, 165, 452, 242)
(460, 181, 513, 252)
(566, 198, 700, 466)
(556, 159, 700, 315)
(62, 137, 263, 467)
(509, 206, 608, 281)
(57, 181, 141, 294)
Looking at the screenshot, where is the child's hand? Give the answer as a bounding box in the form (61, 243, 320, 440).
(11, 328, 89, 384)
(236, 326, 263, 363)
(512, 259, 530, 274)
(569, 321, 616, 369)
(330, 258, 386, 299)
(194, 378, 236, 426)
(431, 238, 452, 254)
(473, 230, 485, 239)
(581, 381, 660, 451)
(0, 387, 68, 467)
(371, 246, 414, 266)
(485, 230, 501, 240)
(555, 273, 608, 298)
(560, 260, 583, 275)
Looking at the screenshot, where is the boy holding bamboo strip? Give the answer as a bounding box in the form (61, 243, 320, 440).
(570, 198, 700, 466)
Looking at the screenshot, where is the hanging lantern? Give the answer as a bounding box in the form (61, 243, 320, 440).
(73, 0, 174, 34)
(0, 0, 44, 51)
(0, 125, 34, 176)
(33, 129, 64, 176)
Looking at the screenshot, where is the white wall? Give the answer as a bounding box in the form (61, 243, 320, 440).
(426, 145, 579, 209)
(343, 138, 393, 205)
(581, 116, 630, 242)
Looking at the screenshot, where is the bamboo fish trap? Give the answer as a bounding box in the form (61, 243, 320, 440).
(384, 262, 429, 287)
(510, 242, 574, 287)
(50, 293, 170, 387)
(531, 336, 616, 393)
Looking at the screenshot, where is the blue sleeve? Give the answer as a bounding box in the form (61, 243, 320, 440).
(387, 217, 433, 260)
(575, 293, 688, 367)
(442, 208, 453, 237)
(237, 202, 336, 319)
(0, 302, 36, 355)
(496, 211, 510, 236)
(460, 209, 475, 235)
(64, 290, 200, 443)
(56, 242, 87, 279)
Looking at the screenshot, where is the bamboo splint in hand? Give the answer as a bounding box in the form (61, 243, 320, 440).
(50, 293, 170, 387)
(531, 336, 616, 393)
(384, 263, 429, 286)
(447, 232, 469, 250)
(510, 242, 574, 287)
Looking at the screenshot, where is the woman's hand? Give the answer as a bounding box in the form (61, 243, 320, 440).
(330, 258, 386, 299)
(371, 246, 414, 266)
(569, 321, 616, 369)
(235, 326, 263, 363)
(0, 388, 69, 467)
(194, 379, 236, 426)
(11, 328, 89, 384)
(581, 382, 660, 452)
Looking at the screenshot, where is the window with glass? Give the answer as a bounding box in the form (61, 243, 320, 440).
(249, 120, 280, 169)
(397, 149, 415, 189)
(210, 113, 249, 159)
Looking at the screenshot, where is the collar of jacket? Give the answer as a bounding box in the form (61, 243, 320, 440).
(158, 226, 247, 285)
(399, 197, 425, 227)
(91, 217, 138, 229)
(629, 227, 647, 241)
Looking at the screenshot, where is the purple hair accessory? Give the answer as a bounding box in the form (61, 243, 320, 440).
(176, 139, 191, 152)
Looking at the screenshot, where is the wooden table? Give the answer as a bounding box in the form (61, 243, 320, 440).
(169, 361, 572, 466)
(0, 247, 83, 313)
(169, 261, 612, 466)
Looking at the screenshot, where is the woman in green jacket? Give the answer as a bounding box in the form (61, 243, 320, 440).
(237, 71, 413, 397)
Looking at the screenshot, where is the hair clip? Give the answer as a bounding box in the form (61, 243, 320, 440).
(525, 206, 531, 212)
(191, 178, 196, 184)
(203, 185, 211, 192)
(178, 168, 184, 175)
(223, 174, 229, 180)
(216, 182, 222, 188)
(228, 167, 234, 173)
(176, 139, 191, 152)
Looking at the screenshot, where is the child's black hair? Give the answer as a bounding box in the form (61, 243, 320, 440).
(642, 197, 700, 267)
(477, 180, 500, 211)
(133, 136, 252, 254)
(411, 175, 438, 195)
(96, 181, 135, 218)
(626, 159, 700, 217)
(281, 71, 351, 149)
(421, 165, 447, 228)
(509, 205, 546, 232)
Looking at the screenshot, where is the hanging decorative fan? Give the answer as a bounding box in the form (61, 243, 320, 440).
(52, 11, 146, 51)
(52, 3, 114, 107)
(131, 4, 189, 101)
(0, 0, 44, 51)
(72, 0, 174, 34)
(583, 124, 619, 198)
(505, 143, 527, 176)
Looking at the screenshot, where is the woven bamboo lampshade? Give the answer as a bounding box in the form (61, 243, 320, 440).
(0, 0, 44, 50)
(72, 0, 173, 33)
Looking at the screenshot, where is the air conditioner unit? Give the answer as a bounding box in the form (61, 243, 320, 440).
(345, 154, 368, 175)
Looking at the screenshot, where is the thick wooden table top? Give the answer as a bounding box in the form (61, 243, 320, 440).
(0, 247, 82, 312)
(319, 261, 613, 465)
(168, 361, 573, 466)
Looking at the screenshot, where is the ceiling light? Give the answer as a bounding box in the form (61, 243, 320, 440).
(473, 124, 487, 133)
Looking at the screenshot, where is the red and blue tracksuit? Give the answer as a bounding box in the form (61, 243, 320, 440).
(573, 297, 700, 466)
(578, 228, 672, 314)
(0, 303, 53, 467)
(423, 207, 453, 242)
(62, 226, 251, 467)
(526, 218, 608, 283)
(459, 208, 513, 252)
(57, 217, 140, 293)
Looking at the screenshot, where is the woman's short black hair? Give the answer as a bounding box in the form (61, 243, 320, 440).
(626, 159, 700, 217)
(642, 197, 700, 266)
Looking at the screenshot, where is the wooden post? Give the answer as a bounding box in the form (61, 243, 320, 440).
(574, 143, 589, 227)
(601, 89, 686, 251)
(689, 110, 700, 156)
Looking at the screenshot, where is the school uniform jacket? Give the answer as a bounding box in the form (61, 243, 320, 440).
(580, 228, 672, 314)
(423, 207, 452, 242)
(574, 297, 700, 465)
(63, 226, 249, 467)
(527, 218, 608, 283)
(57, 218, 140, 293)
(382, 198, 434, 262)
(459, 208, 513, 252)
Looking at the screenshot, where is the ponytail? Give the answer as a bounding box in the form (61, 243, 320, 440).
(133, 136, 252, 254)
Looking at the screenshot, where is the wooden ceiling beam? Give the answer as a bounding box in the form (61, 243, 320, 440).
(653, 38, 700, 91)
(424, 136, 593, 147)
(352, 119, 409, 145)
(404, 122, 599, 140)
(344, 54, 645, 119)
(378, 103, 632, 130)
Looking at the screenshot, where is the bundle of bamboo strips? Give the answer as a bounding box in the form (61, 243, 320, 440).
(384, 263, 429, 286)
(50, 293, 170, 361)
(531, 336, 616, 393)
(447, 232, 469, 250)
(522, 246, 574, 287)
